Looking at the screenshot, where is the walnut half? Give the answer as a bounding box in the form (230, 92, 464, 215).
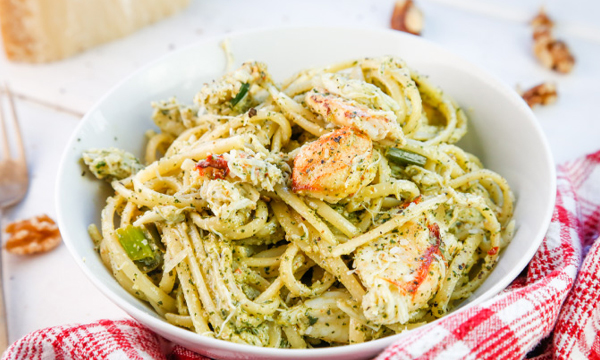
(4, 214, 62, 255)
(521, 82, 558, 108)
(531, 8, 575, 74)
(391, 0, 424, 36)
(530, 7, 554, 29)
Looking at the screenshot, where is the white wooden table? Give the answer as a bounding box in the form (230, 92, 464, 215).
(1, 0, 599, 345)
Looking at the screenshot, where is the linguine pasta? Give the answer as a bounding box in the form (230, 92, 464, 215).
(84, 56, 515, 348)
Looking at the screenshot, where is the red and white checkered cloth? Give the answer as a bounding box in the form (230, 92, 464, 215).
(5, 151, 600, 360)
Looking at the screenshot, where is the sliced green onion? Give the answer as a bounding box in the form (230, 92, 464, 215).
(387, 147, 427, 167)
(115, 225, 155, 262)
(231, 83, 250, 107)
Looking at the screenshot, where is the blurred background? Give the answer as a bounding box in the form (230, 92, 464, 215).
(0, 0, 599, 344)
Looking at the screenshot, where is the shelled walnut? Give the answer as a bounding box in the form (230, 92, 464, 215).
(531, 8, 575, 74)
(521, 82, 558, 108)
(530, 8, 554, 29)
(391, 0, 424, 36)
(4, 214, 62, 255)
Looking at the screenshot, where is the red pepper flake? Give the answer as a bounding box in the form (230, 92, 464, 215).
(195, 154, 229, 179)
(488, 246, 499, 256)
(401, 195, 422, 209)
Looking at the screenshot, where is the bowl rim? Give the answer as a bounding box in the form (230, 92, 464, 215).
(56, 25, 556, 357)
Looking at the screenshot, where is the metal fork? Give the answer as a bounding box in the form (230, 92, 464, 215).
(0, 85, 29, 352)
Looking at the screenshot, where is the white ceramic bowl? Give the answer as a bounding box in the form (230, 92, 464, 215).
(56, 27, 556, 360)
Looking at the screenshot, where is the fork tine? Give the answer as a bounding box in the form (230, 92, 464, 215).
(4, 85, 25, 161)
(0, 89, 9, 159)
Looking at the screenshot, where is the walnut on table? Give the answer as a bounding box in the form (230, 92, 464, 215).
(530, 8, 554, 29)
(391, 0, 424, 36)
(531, 8, 575, 74)
(520, 82, 558, 108)
(4, 214, 62, 255)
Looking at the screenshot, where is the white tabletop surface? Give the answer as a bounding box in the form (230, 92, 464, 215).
(1, 0, 599, 345)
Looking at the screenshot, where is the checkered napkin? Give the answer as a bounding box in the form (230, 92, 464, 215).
(5, 151, 600, 360)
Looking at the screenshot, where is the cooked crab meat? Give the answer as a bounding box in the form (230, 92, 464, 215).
(313, 73, 401, 115)
(151, 97, 199, 137)
(305, 89, 404, 142)
(292, 127, 377, 203)
(193, 150, 290, 192)
(82, 148, 143, 181)
(278, 290, 351, 343)
(354, 221, 445, 325)
(194, 61, 270, 115)
(199, 179, 259, 225)
(223, 150, 290, 192)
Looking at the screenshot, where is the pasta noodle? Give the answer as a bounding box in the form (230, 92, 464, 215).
(84, 56, 515, 348)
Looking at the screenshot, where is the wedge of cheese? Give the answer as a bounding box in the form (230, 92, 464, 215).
(0, 0, 190, 63)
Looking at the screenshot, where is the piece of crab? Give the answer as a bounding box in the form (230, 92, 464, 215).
(193, 151, 290, 192)
(312, 73, 401, 115)
(354, 221, 446, 325)
(82, 148, 143, 181)
(304, 89, 405, 143)
(151, 98, 199, 137)
(292, 127, 377, 203)
(278, 290, 351, 344)
(223, 150, 290, 192)
(198, 179, 259, 225)
(194, 61, 271, 115)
